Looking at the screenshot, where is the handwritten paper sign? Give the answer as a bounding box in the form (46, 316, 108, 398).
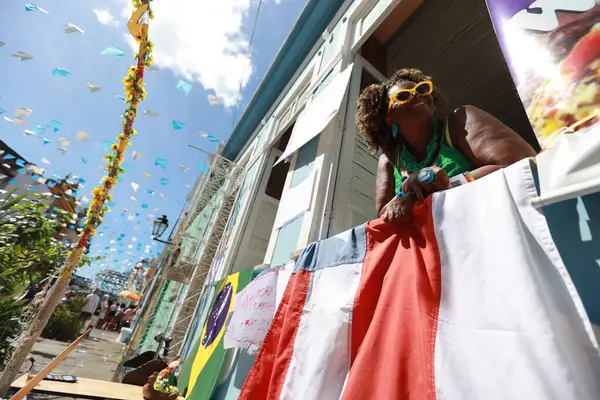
(223, 269, 278, 354)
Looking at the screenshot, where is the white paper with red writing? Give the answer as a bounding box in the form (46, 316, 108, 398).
(223, 268, 278, 354)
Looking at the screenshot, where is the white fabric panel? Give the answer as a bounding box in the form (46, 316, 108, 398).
(432, 159, 600, 400)
(535, 125, 600, 206)
(279, 263, 362, 400)
(276, 263, 294, 308)
(274, 170, 316, 229)
(275, 65, 353, 165)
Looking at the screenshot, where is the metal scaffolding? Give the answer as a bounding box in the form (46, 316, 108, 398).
(166, 154, 245, 356)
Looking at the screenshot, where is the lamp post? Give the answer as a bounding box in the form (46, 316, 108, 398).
(152, 215, 172, 245)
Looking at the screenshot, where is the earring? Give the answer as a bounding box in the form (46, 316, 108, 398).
(391, 125, 398, 138)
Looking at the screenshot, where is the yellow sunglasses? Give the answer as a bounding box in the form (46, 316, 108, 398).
(387, 80, 433, 113)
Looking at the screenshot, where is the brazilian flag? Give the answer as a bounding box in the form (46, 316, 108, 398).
(177, 267, 253, 400)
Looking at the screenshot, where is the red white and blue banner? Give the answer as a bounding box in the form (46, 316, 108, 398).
(239, 160, 600, 400)
(484, 0, 600, 147)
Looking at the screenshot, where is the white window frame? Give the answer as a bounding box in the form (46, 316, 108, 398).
(349, 0, 405, 55)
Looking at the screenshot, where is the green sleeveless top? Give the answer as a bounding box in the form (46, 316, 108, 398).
(393, 119, 474, 193)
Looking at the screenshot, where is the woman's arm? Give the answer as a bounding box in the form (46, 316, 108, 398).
(449, 105, 537, 180)
(375, 153, 396, 217)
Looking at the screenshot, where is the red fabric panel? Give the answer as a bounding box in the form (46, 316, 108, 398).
(239, 270, 312, 400)
(342, 199, 442, 400)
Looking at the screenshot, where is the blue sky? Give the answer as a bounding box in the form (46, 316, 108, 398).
(0, 0, 306, 278)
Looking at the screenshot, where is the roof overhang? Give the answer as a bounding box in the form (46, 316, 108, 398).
(222, 0, 347, 161)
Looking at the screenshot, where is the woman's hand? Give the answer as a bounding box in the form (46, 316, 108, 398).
(381, 193, 415, 224)
(143, 372, 180, 400)
(401, 166, 449, 200)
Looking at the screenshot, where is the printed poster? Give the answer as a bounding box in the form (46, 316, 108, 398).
(485, 0, 600, 146)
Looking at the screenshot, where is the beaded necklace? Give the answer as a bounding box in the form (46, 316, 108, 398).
(396, 110, 442, 173)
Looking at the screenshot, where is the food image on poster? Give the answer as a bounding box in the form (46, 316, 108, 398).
(528, 6, 600, 140)
(486, 0, 600, 146)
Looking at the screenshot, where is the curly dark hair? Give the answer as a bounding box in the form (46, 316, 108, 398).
(356, 68, 444, 155)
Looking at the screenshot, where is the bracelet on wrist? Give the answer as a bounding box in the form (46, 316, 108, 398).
(397, 190, 415, 200)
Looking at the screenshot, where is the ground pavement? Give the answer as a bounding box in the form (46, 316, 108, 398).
(16, 328, 124, 382)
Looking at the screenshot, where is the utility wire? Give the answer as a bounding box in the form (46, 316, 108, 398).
(231, 0, 265, 130)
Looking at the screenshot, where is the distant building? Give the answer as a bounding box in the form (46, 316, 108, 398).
(0, 140, 84, 244)
(0, 140, 48, 198)
(70, 274, 93, 293)
(95, 269, 129, 296)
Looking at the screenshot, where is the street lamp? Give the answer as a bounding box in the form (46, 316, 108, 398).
(152, 215, 172, 244)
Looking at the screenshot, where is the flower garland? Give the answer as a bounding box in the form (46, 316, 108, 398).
(62, 0, 154, 275)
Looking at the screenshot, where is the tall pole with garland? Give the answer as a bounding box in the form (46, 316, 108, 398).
(0, 0, 155, 394)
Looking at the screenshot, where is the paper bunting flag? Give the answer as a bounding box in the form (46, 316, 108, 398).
(160, 194, 168, 200)
(15, 107, 33, 117)
(195, 131, 217, 141)
(46, 120, 63, 132)
(142, 109, 158, 117)
(115, 95, 126, 102)
(207, 94, 222, 105)
(3, 117, 13, 123)
(142, 171, 152, 179)
(146, 189, 155, 195)
(11, 51, 34, 61)
(102, 140, 113, 150)
(0, 108, 5, 114)
(42, 138, 50, 145)
(87, 83, 101, 93)
(101, 45, 126, 57)
(58, 147, 68, 154)
(131, 182, 139, 192)
(41, 158, 50, 164)
(185, 184, 192, 188)
(172, 120, 185, 130)
(76, 131, 90, 141)
(154, 158, 167, 169)
(160, 178, 169, 185)
(34, 125, 45, 134)
(57, 137, 71, 147)
(13, 117, 27, 126)
(132, 150, 143, 160)
(64, 23, 84, 34)
(132, 237, 138, 242)
(141, 203, 148, 209)
(52, 67, 71, 77)
(23, 129, 35, 136)
(130, 197, 137, 202)
(147, 64, 159, 72)
(178, 165, 189, 172)
(176, 80, 192, 95)
(25, 4, 48, 13)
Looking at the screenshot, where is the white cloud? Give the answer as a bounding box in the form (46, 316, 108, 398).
(121, 0, 256, 107)
(94, 7, 119, 27)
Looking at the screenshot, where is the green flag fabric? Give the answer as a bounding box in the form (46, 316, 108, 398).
(178, 267, 254, 399)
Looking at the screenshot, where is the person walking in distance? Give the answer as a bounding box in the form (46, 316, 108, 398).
(81, 289, 101, 333)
